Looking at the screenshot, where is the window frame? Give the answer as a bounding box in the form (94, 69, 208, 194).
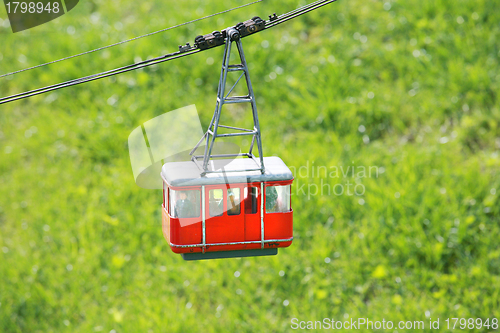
(265, 184, 292, 214)
(244, 186, 259, 215)
(208, 188, 224, 217)
(227, 188, 241, 216)
(168, 187, 202, 219)
(163, 183, 169, 209)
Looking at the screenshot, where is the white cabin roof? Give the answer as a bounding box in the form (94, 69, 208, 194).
(161, 156, 293, 187)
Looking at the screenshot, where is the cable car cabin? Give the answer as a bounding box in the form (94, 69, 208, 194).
(161, 156, 293, 261)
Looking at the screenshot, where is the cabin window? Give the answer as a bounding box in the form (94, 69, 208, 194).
(169, 189, 201, 218)
(209, 189, 224, 217)
(244, 186, 259, 214)
(163, 183, 168, 208)
(227, 188, 241, 216)
(169, 188, 174, 215)
(266, 185, 291, 213)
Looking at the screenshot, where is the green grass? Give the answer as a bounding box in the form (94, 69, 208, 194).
(1, 0, 500, 332)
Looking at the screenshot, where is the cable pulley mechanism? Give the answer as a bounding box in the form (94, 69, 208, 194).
(193, 16, 265, 51)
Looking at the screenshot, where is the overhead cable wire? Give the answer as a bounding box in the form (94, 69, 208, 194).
(0, 0, 263, 78)
(0, 49, 200, 105)
(265, 0, 336, 28)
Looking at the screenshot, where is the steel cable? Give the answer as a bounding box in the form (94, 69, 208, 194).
(0, 0, 263, 79)
(0, 0, 337, 106)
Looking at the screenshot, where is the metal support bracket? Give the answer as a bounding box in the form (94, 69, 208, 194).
(190, 34, 265, 175)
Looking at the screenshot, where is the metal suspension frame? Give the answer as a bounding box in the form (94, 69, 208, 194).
(190, 32, 265, 175)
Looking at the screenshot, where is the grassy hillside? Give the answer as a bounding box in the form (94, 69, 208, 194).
(1, 0, 499, 332)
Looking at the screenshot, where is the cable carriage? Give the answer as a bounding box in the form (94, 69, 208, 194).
(162, 23, 295, 260)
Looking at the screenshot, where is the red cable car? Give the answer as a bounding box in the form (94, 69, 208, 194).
(161, 157, 293, 260)
(161, 25, 294, 260)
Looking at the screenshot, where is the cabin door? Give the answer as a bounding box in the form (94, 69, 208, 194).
(243, 184, 262, 241)
(204, 185, 245, 244)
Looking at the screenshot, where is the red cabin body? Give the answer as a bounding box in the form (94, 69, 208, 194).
(161, 157, 293, 260)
